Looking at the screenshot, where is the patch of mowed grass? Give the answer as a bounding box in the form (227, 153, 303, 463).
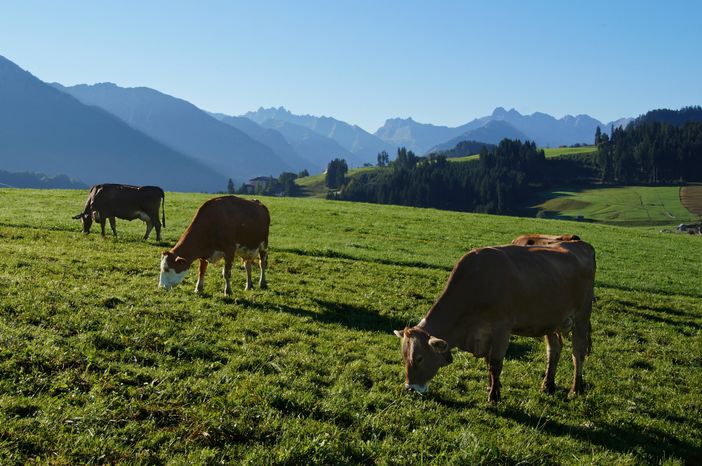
(0, 188, 700, 464)
(534, 185, 696, 226)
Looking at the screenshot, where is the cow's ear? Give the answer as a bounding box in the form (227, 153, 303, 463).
(174, 256, 187, 264)
(72, 213, 82, 220)
(428, 336, 448, 353)
(393, 329, 404, 338)
(161, 250, 170, 257)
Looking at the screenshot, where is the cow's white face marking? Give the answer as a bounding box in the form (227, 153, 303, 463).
(159, 255, 188, 289)
(406, 383, 429, 394)
(208, 250, 225, 264)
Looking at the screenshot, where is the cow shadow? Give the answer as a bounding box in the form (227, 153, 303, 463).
(498, 406, 700, 462)
(233, 297, 406, 333)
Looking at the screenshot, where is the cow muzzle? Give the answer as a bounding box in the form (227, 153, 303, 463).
(405, 383, 429, 394)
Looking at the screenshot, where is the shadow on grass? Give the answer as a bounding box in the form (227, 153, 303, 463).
(235, 297, 406, 333)
(278, 246, 452, 272)
(499, 406, 700, 462)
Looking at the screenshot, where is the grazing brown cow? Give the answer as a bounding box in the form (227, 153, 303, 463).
(394, 239, 596, 402)
(73, 184, 165, 240)
(159, 196, 269, 295)
(512, 233, 581, 246)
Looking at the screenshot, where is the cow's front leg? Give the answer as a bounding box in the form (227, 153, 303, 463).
(195, 259, 207, 293)
(108, 217, 117, 236)
(222, 254, 234, 296)
(258, 249, 268, 289)
(486, 331, 510, 403)
(541, 332, 562, 394)
(244, 260, 254, 290)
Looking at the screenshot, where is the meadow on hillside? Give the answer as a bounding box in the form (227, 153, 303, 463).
(0, 189, 700, 464)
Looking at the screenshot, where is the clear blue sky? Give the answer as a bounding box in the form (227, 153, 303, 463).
(1, 1, 700, 132)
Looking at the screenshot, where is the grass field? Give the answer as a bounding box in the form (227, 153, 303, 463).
(680, 184, 702, 217)
(532, 185, 698, 226)
(1, 189, 700, 464)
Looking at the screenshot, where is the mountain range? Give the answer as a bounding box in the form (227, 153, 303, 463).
(0, 55, 224, 192)
(375, 107, 633, 155)
(0, 54, 642, 192)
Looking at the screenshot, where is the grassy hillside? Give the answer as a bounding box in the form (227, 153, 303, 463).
(532, 185, 697, 226)
(0, 189, 700, 464)
(447, 145, 597, 163)
(297, 146, 598, 197)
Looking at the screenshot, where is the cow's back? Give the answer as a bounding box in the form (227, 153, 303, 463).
(442, 244, 594, 336)
(184, 196, 269, 251)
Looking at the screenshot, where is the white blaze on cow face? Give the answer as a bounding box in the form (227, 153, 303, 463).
(159, 254, 188, 289)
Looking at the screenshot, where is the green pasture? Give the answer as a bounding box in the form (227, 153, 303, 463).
(533, 185, 697, 226)
(0, 189, 700, 464)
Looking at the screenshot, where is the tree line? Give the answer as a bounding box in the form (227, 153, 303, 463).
(595, 106, 702, 183)
(335, 141, 556, 214)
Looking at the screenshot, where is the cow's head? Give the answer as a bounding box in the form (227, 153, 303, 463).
(393, 327, 452, 393)
(159, 251, 189, 290)
(72, 212, 93, 234)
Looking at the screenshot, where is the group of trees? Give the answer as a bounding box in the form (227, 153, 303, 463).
(338, 141, 551, 214)
(595, 106, 702, 183)
(325, 158, 348, 189)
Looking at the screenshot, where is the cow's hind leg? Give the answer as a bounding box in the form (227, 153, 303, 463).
(486, 331, 510, 403)
(541, 332, 562, 394)
(154, 217, 162, 242)
(258, 248, 268, 289)
(144, 220, 154, 240)
(244, 260, 253, 290)
(222, 252, 234, 296)
(108, 217, 117, 236)
(195, 259, 208, 293)
(570, 317, 591, 395)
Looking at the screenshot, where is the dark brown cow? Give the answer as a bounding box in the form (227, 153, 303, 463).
(394, 239, 596, 402)
(159, 196, 269, 295)
(73, 184, 165, 240)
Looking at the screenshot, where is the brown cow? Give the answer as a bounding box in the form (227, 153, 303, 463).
(394, 239, 595, 402)
(73, 184, 165, 240)
(159, 196, 269, 295)
(512, 233, 581, 246)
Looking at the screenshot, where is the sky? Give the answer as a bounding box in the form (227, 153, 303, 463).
(1, 1, 701, 132)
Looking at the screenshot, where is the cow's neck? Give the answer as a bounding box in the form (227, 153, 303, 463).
(170, 234, 208, 268)
(417, 293, 465, 349)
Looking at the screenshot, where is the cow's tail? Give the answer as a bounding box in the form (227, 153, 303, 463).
(161, 191, 166, 228)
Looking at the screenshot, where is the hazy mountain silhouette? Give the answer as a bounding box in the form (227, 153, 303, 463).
(0, 55, 224, 192)
(427, 120, 529, 154)
(211, 114, 313, 172)
(245, 107, 394, 165)
(249, 117, 362, 170)
(376, 108, 634, 153)
(54, 82, 293, 182)
(374, 117, 467, 155)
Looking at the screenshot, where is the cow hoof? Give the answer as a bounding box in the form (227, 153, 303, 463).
(541, 381, 556, 394)
(259, 282, 268, 290)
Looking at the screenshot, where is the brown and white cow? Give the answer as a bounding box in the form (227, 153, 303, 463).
(159, 196, 269, 295)
(73, 184, 165, 241)
(394, 238, 596, 402)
